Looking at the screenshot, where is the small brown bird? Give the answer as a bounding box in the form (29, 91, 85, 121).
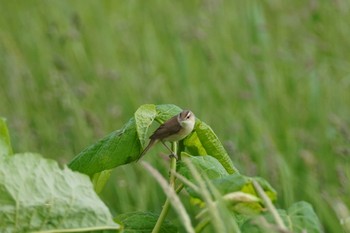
(138, 110, 195, 160)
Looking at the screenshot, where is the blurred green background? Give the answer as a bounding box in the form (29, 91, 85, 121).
(1, 0, 350, 232)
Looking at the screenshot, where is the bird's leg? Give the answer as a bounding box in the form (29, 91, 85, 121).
(160, 141, 178, 160)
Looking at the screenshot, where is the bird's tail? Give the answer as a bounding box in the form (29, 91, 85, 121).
(137, 139, 158, 162)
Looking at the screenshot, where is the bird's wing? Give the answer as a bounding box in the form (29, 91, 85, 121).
(150, 115, 181, 140)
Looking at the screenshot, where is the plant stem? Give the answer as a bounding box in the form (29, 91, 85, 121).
(152, 142, 178, 233)
(152, 198, 171, 233)
(169, 142, 177, 188)
(252, 180, 288, 232)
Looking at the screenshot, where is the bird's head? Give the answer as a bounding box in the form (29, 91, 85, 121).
(178, 110, 195, 129)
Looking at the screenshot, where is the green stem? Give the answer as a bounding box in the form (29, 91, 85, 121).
(169, 142, 177, 188)
(253, 180, 288, 231)
(152, 142, 178, 233)
(194, 218, 210, 233)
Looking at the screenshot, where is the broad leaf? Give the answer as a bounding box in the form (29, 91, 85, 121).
(0, 153, 119, 233)
(0, 117, 13, 157)
(241, 202, 322, 233)
(69, 118, 141, 176)
(115, 211, 177, 233)
(68, 104, 183, 176)
(178, 153, 229, 181)
(286, 202, 322, 233)
(135, 104, 157, 148)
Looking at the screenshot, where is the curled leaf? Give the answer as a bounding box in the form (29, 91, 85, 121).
(134, 104, 157, 148)
(196, 120, 238, 174)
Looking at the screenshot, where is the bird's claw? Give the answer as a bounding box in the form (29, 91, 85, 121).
(169, 153, 179, 160)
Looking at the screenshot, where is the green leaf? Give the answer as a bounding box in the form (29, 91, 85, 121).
(196, 120, 238, 174)
(208, 174, 277, 203)
(178, 154, 277, 214)
(183, 119, 238, 174)
(241, 202, 322, 233)
(92, 169, 112, 194)
(0, 153, 120, 233)
(0, 117, 13, 157)
(68, 104, 184, 176)
(135, 104, 157, 148)
(178, 152, 229, 181)
(286, 202, 322, 233)
(249, 177, 277, 201)
(210, 174, 248, 194)
(183, 131, 207, 156)
(114, 211, 177, 233)
(69, 118, 141, 176)
(155, 104, 182, 123)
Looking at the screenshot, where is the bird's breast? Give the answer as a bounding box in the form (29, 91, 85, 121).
(164, 120, 194, 142)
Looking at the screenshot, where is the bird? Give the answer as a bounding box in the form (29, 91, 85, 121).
(138, 110, 195, 160)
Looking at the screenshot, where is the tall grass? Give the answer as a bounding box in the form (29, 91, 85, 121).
(1, 0, 350, 232)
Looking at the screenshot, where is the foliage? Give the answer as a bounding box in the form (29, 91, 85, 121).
(2, 1, 349, 231)
(0, 105, 324, 232)
(69, 104, 237, 176)
(114, 212, 177, 233)
(241, 202, 322, 233)
(63, 104, 321, 233)
(0, 120, 119, 233)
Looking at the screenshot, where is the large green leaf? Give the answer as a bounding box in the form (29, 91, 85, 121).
(241, 202, 322, 233)
(115, 211, 177, 233)
(68, 104, 183, 176)
(69, 118, 141, 176)
(134, 104, 157, 148)
(0, 117, 13, 157)
(0, 153, 120, 233)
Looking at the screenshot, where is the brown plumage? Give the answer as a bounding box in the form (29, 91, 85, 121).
(138, 110, 195, 161)
(150, 114, 182, 140)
